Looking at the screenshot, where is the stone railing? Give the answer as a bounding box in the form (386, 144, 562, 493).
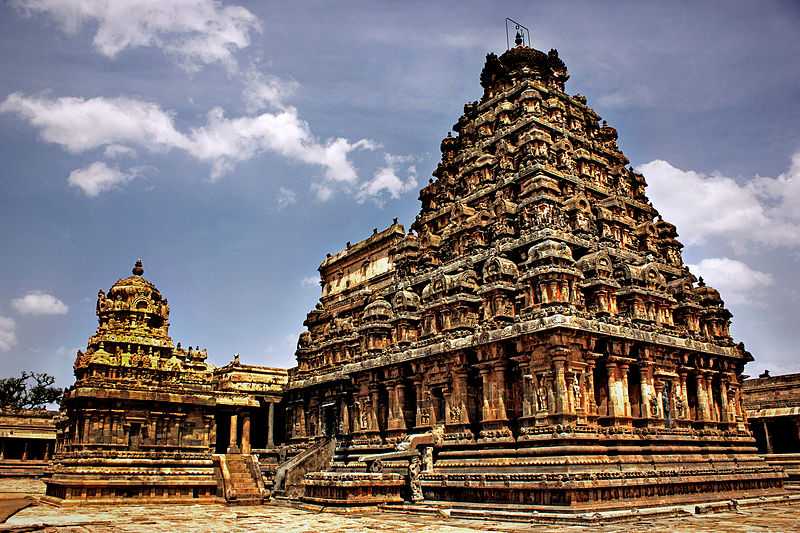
(272, 437, 335, 499)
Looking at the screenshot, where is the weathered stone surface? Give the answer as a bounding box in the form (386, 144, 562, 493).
(46, 260, 287, 504)
(285, 40, 785, 509)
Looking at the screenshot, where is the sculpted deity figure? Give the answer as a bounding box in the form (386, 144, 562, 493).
(96, 290, 106, 314)
(649, 393, 660, 417)
(537, 383, 549, 412)
(360, 402, 370, 430)
(408, 456, 423, 501)
(674, 393, 686, 418)
(572, 373, 582, 407)
(419, 407, 431, 426)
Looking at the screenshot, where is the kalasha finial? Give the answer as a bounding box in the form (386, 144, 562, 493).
(132, 259, 144, 276)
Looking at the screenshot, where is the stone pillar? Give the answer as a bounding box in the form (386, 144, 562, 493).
(493, 360, 508, 419)
(339, 398, 350, 436)
(413, 377, 429, 428)
(445, 367, 472, 441)
(522, 372, 535, 418)
(640, 366, 653, 419)
(678, 371, 689, 421)
(619, 364, 631, 418)
(82, 416, 91, 444)
(22, 441, 28, 461)
(553, 357, 569, 414)
(175, 417, 183, 447)
(606, 363, 618, 418)
(695, 373, 709, 421)
(369, 384, 381, 434)
(228, 413, 239, 453)
(707, 375, 718, 422)
(267, 402, 275, 448)
(478, 361, 512, 442)
(241, 413, 251, 454)
(763, 421, 773, 454)
(207, 416, 216, 449)
(0, 440, 5, 460)
(386, 382, 405, 431)
(719, 378, 730, 424)
(479, 367, 492, 421)
(386, 381, 407, 443)
(585, 359, 597, 416)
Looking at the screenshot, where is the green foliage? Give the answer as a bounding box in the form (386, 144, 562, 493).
(0, 371, 63, 411)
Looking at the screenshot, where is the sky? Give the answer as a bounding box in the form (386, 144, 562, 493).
(0, 1, 798, 389)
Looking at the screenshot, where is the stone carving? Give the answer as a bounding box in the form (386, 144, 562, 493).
(49, 259, 288, 503)
(408, 455, 423, 501)
(282, 38, 775, 511)
(649, 393, 660, 417)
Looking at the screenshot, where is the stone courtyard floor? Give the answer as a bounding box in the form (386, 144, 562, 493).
(1, 479, 799, 532)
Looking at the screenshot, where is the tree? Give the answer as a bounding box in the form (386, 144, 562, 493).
(0, 372, 63, 411)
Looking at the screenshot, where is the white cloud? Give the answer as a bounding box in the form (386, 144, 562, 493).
(12, 0, 261, 72)
(0, 94, 187, 153)
(356, 154, 418, 205)
(0, 317, 16, 352)
(638, 157, 800, 249)
(300, 276, 318, 288)
(243, 69, 299, 112)
(12, 291, 69, 315)
(276, 186, 296, 209)
(0, 93, 376, 184)
(311, 182, 334, 202)
(68, 161, 132, 196)
(103, 144, 136, 158)
(687, 258, 773, 305)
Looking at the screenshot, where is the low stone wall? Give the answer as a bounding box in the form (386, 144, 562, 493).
(302, 472, 405, 506)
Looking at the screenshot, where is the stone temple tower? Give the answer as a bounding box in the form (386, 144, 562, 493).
(286, 40, 786, 509)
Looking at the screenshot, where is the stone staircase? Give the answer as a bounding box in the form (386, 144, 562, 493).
(301, 435, 431, 506)
(215, 453, 267, 505)
(272, 438, 335, 499)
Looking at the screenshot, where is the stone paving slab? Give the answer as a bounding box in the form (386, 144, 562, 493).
(1, 478, 799, 532)
(1, 500, 799, 532)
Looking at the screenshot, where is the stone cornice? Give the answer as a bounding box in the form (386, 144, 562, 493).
(287, 313, 741, 390)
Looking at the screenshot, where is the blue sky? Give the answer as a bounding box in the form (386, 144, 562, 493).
(1, 1, 799, 388)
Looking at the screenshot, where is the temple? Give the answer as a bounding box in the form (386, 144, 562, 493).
(285, 39, 786, 510)
(44, 260, 288, 504)
(42, 37, 790, 516)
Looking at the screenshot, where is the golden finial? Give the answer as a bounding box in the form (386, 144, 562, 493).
(132, 259, 144, 276)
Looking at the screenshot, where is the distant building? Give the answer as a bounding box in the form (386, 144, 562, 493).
(0, 409, 56, 477)
(743, 371, 800, 454)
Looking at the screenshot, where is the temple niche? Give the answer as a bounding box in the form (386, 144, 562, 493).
(45, 260, 288, 504)
(287, 38, 786, 510)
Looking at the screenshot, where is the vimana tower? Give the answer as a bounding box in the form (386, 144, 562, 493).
(286, 40, 786, 509)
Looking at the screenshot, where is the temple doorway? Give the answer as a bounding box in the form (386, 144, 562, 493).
(215, 413, 230, 454)
(431, 387, 445, 425)
(321, 403, 337, 437)
(128, 423, 141, 450)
